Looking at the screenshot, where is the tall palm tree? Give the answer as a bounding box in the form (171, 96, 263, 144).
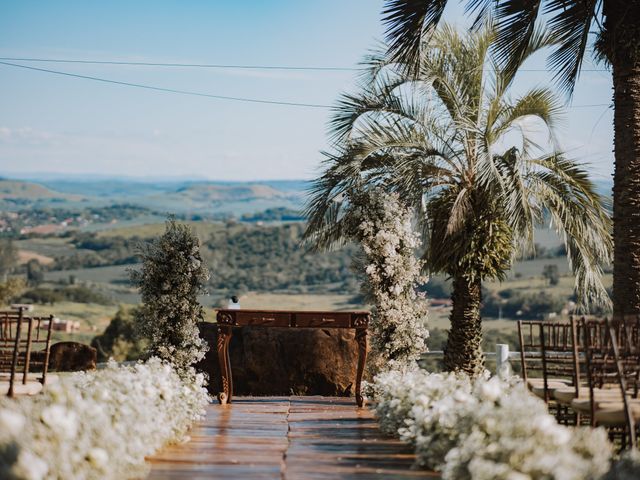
(305, 25, 611, 376)
(382, 0, 640, 321)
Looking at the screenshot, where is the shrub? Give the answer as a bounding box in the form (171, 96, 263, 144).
(19, 286, 112, 306)
(129, 218, 209, 374)
(91, 306, 147, 362)
(0, 278, 26, 306)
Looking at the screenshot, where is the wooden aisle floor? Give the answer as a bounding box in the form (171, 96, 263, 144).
(146, 396, 440, 479)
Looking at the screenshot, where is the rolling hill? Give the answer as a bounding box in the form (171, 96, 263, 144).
(0, 176, 307, 215)
(0, 179, 83, 201)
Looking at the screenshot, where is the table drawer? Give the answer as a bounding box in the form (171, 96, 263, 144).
(235, 312, 291, 327)
(294, 313, 351, 328)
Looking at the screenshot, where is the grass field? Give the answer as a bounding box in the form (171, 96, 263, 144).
(96, 221, 228, 239)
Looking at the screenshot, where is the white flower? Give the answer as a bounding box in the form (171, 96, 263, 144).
(87, 447, 109, 469)
(369, 369, 613, 478)
(41, 405, 78, 439)
(14, 450, 49, 480)
(0, 408, 25, 437)
(0, 358, 210, 479)
(477, 378, 503, 402)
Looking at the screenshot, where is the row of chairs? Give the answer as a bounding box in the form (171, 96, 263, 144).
(518, 317, 639, 450)
(0, 307, 54, 397)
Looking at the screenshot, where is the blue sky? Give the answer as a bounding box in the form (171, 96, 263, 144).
(0, 1, 614, 182)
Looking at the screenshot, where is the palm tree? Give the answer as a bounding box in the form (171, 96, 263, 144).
(305, 26, 611, 376)
(382, 0, 640, 321)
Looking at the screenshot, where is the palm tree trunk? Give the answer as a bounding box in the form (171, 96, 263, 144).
(443, 274, 485, 377)
(606, 0, 640, 320)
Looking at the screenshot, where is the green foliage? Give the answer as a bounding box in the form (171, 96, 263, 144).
(481, 290, 566, 320)
(91, 306, 148, 362)
(51, 223, 358, 294)
(240, 207, 304, 222)
(542, 264, 560, 286)
(0, 239, 17, 280)
(130, 218, 209, 373)
(26, 259, 44, 286)
(0, 277, 26, 306)
(419, 276, 452, 298)
(202, 223, 356, 293)
(427, 191, 514, 282)
(52, 233, 139, 270)
(19, 286, 112, 305)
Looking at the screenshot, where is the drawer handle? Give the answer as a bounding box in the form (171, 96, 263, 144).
(321, 318, 335, 323)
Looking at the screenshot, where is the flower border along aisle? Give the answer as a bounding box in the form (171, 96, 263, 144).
(0, 358, 210, 480)
(368, 368, 613, 480)
(346, 189, 429, 371)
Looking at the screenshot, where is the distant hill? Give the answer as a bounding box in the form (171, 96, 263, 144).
(0, 179, 79, 200)
(0, 179, 83, 202)
(172, 183, 286, 202)
(135, 182, 304, 215)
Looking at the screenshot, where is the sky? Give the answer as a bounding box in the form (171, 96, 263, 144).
(0, 1, 614, 182)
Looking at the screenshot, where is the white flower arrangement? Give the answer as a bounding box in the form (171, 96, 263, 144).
(0, 358, 210, 480)
(369, 368, 614, 479)
(347, 189, 429, 370)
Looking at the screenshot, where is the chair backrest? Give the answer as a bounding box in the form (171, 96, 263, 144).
(0, 309, 54, 396)
(606, 318, 639, 448)
(539, 320, 578, 402)
(517, 320, 543, 383)
(581, 317, 638, 427)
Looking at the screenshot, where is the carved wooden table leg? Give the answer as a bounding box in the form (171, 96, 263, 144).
(217, 325, 233, 404)
(355, 328, 368, 407)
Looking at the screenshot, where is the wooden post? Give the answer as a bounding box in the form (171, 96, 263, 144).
(355, 328, 368, 407)
(8, 307, 24, 397)
(22, 316, 34, 384)
(41, 315, 54, 385)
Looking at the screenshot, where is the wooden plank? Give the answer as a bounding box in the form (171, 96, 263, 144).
(146, 396, 439, 479)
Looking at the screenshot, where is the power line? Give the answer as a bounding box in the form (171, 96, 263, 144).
(0, 56, 611, 73)
(0, 60, 611, 110)
(0, 61, 332, 108)
(0, 57, 359, 72)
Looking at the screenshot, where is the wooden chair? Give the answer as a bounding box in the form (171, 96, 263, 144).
(518, 320, 548, 391)
(577, 317, 640, 449)
(543, 317, 593, 424)
(589, 318, 640, 449)
(518, 320, 573, 400)
(0, 308, 54, 396)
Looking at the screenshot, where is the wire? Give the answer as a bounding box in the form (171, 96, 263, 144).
(0, 61, 332, 108)
(0, 57, 360, 72)
(0, 56, 610, 72)
(0, 60, 612, 110)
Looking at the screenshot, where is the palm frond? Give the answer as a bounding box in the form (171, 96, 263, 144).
(545, 0, 601, 95)
(491, 87, 563, 151)
(526, 154, 612, 309)
(492, 0, 543, 76)
(382, 0, 447, 69)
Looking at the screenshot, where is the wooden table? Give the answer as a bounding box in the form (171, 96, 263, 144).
(215, 309, 370, 407)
